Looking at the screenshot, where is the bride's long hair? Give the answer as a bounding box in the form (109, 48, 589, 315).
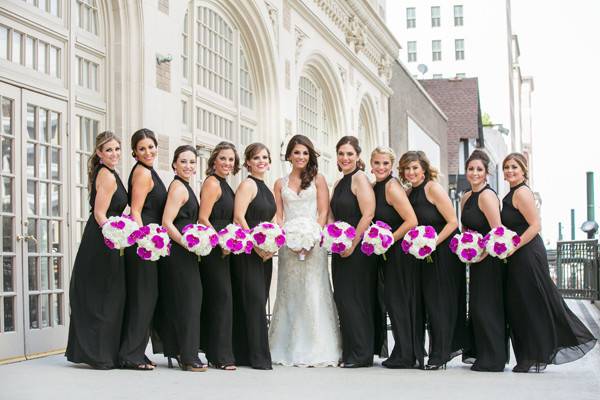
(285, 134, 320, 191)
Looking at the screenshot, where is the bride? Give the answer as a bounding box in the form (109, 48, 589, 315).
(269, 134, 342, 366)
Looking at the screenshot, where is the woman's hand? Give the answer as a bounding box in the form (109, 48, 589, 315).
(221, 248, 230, 257)
(340, 243, 356, 258)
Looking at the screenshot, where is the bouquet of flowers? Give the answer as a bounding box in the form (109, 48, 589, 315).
(252, 222, 286, 253)
(449, 230, 486, 263)
(401, 225, 437, 262)
(101, 214, 140, 255)
(181, 224, 219, 261)
(484, 225, 521, 261)
(321, 221, 356, 254)
(283, 217, 322, 260)
(218, 223, 254, 255)
(135, 223, 171, 261)
(360, 220, 395, 259)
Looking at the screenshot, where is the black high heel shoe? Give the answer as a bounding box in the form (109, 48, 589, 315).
(424, 363, 447, 370)
(512, 362, 546, 373)
(168, 356, 207, 372)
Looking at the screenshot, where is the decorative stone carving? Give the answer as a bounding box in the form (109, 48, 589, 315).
(265, 2, 279, 48)
(295, 28, 307, 65)
(337, 64, 347, 83)
(345, 14, 365, 53)
(283, 0, 291, 31)
(377, 53, 392, 84)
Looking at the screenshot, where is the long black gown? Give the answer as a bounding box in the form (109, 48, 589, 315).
(375, 176, 425, 369)
(199, 174, 235, 366)
(231, 175, 276, 369)
(331, 168, 383, 366)
(461, 185, 508, 371)
(408, 181, 465, 366)
(66, 164, 128, 369)
(153, 176, 202, 365)
(502, 182, 596, 370)
(119, 162, 167, 366)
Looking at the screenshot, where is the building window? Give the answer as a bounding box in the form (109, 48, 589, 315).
(22, 0, 61, 17)
(182, 11, 189, 81)
(455, 39, 465, 60)
(456, 73, 466, 78)
(454, 5, 464, 26)
(407, 41, 417, 62)
(431, 6, 441, 27)
(0, 25, 60, 78)
(181, 100, 188, 125)
(432, 40, 442, 61)
(433, 74, 443, 79)
(239, 49, 254, 109)
(196, 107, 234, 140)
(76, 56, 99, 91)
(77, 0, 99, 35)
(406, 8, 416, 28)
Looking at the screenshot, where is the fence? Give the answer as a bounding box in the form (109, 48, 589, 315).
(553, 239, 599, 301)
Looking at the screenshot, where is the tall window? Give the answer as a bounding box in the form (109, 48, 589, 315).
(432, 40, 442, 61)
(406, 8, 416, 28)
(182, 12, 189, 81)
(455, 39, 465, 60)
(431, 6, 441, 27)
(407, 41, 417, 63)
(454, 5, 464, 26)
(22, 0, 60, 17)
(77, 0, 99, 35)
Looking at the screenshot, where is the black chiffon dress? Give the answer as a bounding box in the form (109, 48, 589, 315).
(231, 175, 276, 369)
(199, 175, 236, 367)
(502, 182, 596, 371)
(331, 168, 384, 366)
(66, 165, 128, 369)
(119, 162, 167, 366)
(153, 176, 202, 365)
(375, 176, 425, 369)
(408, 181, 465, 366)
(461, 185, 508, 371)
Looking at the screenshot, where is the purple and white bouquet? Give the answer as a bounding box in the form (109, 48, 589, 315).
(321, 221, 356, 254)
(401, 225, 438, 262)
(449, 230, 486, 263)
(182, 224, 219, 261)
(218, 223, 254, 255)
(283, 217, 322, 261)
(484, 225, 521, 261)
(135, 223, 171, 261)
(360, 221, 395, 259)
(251, 222, 286, 253)
(101, 214, 140, 255)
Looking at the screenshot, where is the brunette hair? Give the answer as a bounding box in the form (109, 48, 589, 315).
(335, 135, 365, 171)
(130, 128, 158, 158)
(370, 146, 396, 166)
(243, 142, 271, 172)
(285, 134, 320, 190)
(466, 149, 491, 174)
(206, 141, 240, 176)
(171, 145, 198, 171)
(502, 152, 529, 182)
(87, 131, 121, 191)
(398, 150, 439, 184)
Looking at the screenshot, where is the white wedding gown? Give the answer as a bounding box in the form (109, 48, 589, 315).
(269, 175, 342, 367)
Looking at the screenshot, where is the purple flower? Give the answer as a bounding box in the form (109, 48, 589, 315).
(418, 245, 432, 257)
(209, 234, 219, 247)
(477, 237, 488, 249)
(512, 235, 521, 247)
(327, 223, 342, 238)
(104, 238, 115, 249)
(253, 232, 266, 245)
(449, 237, 459, 254)
(361, 242, 374, 256)
(197, 225, 209, 231)
(137, 247, 152, 260)
(226, 238, 243, 253)
(137, 226, 150, 239)
(344, 226, 356, 239)
(151, 235, 165, 249)
(331, 242, 347, 254)
(493, 226, 505, 236)
(375, 220, 391, 231)
(244, 241, 254, 254)
(182, 224, 194, 233)
(127, 231, 139, 245)
(493, 242, 507, 255)
(408, 228, 419, 239)
(380, 235, 393, 249)
(185, 235, 200, 248)
(461, 248, 477, 261)
(275, 235, 286, 247)
(157, 226, 168, 233)
(461, 232, 474, 243)
(218, 228, 228, 236)
(110, 220, 125, 230)
(401, 240, 411, 253)
(368, 227, 379, 238)
(235, 229, 247, 239)
(261, 223, 275, 229)
(423, 226, 436, 239)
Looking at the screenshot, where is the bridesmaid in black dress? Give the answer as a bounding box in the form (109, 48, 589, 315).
(370, 147, 423, 369)
(460, 150, 508, 372)
(330, 136, 381, 368)
(155, 145, 205, 372)
(400, 150, 465, 370)
(199, 142, 240, 371)
(119, 129, 167, 370)
(66, 131, 127, 369)
(231, 142, 276, 369)
(501, 153, 596, 372)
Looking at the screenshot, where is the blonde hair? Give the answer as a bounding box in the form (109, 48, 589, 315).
(370, 146, 396, 165)
(398, 150, 439, 184)
(502, 152, 529, 182)
(87, 131, 121, 191)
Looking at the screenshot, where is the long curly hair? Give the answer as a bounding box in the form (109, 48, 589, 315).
(205, 141, 241, 176)
(87, 131, 121, 191)
(285, 134, 320, 190)
(398, 150, 439, 184)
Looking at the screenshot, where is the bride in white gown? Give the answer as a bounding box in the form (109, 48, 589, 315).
(269, 135, 342, 367)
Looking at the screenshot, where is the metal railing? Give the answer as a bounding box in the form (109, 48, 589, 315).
(553, 239, 599, 301)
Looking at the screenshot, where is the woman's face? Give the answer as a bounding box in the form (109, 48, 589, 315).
(288, 143, 310, 171)
(466, 159, 487, 188)
(370, 153, 393, 182)
(173, 150, 197, 181)
(133, 137, 158, 167)
(402, 160, 425, 185)
(337, 143, 358, 174)
(213, 148, 235, 177)
(97, 139, 121, 169)
(503, 158, 525, 185)
(247, 148, 270, 175)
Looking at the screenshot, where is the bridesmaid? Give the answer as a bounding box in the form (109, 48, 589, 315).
(199, 142, 240, 371)
(399, 150, 465, 370)
(231, 142, 276, 369)
(501, 153, 596, 372)
(66, 131, 127, 369)
(330, 136, 380, 368)
(460, 150, 508, 372)
(119, 128, 167, 370)
(369, 147, 422, 369)
(155, 145, 205, 372)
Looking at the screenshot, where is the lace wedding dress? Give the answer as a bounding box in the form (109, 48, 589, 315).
(269, 175, 342, 367)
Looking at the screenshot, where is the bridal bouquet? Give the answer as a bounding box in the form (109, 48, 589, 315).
(252, 222, 286, 253)
(484, 225, 521, 261)
(321, 221, 356, 254)
(449, 230, 486, 263)
(283, 217, 322, 261)
(401, 225, 437, 262)
(360, 220, 395, 259)
(101, 214, 140, 255)
(218, 223, 254, 255)
(135, 223, 171, 261)
(182, 224, 219, 261)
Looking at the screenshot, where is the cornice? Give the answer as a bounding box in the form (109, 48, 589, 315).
(345, 0, 400, 56)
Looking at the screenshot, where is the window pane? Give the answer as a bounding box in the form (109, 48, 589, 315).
(39, 182, 48, 216)
(4, 297, 15, 331)
(29, 294, 39, 328)
(0, 26, 8, 59)
(28, 257, 38, 291)
(37, 41, 47, 73)
(3, 256, 13, 292)
(41, 293, 49, 328)
(27, 105, 36, 140)
(27, 144, 35, 177)
(25, 36, 34, 68)
(50, 111, 59, 145)
(1, 137, 12, 174)
(51, 148, 59, 180)
(2, 216, 12, 252)
(39, 108, 48, 143)
(28, 218, 37, 252)
(51, 183, 60, 217)
(39, 219, 49, 253)
(49, 46, 58, 77)
(39, 146, 48, 180)
(40, 257, 49, 290)
(53, 293, 63, 325)
(1, 98, 11, 135)
(51, 219, 61, 252)
(12, 31, 22, 64)
(52, 257, 61, 289)
(2, 177, 12, 212)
